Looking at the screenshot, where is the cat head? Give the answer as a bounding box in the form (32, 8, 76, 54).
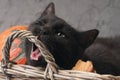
(25, 2, 99, 69)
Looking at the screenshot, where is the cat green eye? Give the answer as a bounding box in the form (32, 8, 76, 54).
(57, 32, 66, 38)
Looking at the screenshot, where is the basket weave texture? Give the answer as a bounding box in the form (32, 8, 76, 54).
(0, 30, 120, 80)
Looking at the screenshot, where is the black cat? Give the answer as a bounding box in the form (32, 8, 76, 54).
(25, 2, 120, 76)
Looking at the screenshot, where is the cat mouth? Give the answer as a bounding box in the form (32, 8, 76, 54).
(30, 43, 42, 61)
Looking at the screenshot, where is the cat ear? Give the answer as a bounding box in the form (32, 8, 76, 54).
(79, 29, 99, 48)
(41, 2, 55, 17)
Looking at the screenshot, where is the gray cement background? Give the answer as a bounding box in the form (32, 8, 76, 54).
(0, 0, 120, 37)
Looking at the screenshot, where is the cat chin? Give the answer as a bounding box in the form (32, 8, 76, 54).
(29, 58, 47, 67)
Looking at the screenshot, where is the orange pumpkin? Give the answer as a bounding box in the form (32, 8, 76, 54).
(0, 26, 28, 64)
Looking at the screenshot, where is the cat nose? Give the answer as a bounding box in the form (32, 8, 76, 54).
(40, 28, 49, 35)
(41, 30, 49, 35)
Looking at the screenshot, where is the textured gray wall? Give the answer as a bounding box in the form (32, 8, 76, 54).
(0, 0, 120, 37)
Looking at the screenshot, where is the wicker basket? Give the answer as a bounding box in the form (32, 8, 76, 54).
(0, 30, 120, 80)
